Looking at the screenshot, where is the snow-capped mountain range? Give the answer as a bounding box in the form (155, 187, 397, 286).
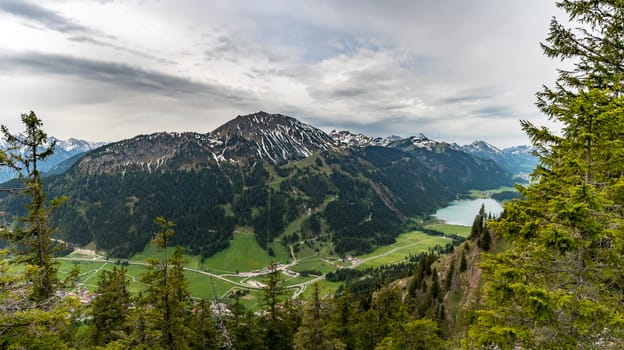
(460, 141, 537, 175)
(0, 111, 536, 181)
(0, 135, 106, 183)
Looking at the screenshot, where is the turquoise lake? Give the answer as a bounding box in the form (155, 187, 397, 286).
(432, 198, 504, 226)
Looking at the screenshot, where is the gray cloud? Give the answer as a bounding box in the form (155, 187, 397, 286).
(310, 113, 409, 133)
(0, 52, 258, 106)
(0, 1, 175, 66)
(69, 36, 175, 66)
(471, 105, 516, 118)
(0, 0, 95, 34)
(0, 0, 563, 148)
(437, 94, 492, 105)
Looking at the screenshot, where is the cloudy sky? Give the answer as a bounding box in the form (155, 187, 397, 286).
(0, 0, 564, 148)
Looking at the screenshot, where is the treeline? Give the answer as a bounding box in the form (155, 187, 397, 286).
(490, 190, 521, 202)
(49, 168, 237, 258)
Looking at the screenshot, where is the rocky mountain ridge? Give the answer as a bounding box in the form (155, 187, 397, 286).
(461, 140, 537, 175)
(73, 111, 535, 178)
(0, 135, 105, 183)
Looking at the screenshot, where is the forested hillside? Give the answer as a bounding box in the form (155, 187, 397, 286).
(463, 0, 624, 347)
(0, 1, 623, 349)
(1, 112, 511, 259)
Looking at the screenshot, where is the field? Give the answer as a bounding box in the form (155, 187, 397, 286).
(200, 229, 279, 273)
(57, 223, 471, 310)
(425, 223, 471, 238)
(469, 186, 517, 198)
(289, 258, 337, 274)
(357, 231, 451, 269)
(57, 261, 149, 294)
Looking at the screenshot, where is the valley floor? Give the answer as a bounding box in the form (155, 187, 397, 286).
(56, 223, 470, 310)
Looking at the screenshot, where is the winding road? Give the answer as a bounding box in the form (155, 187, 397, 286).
(56, 234, 451, 300)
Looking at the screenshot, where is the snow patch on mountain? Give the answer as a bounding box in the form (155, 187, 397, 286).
(212, 111, 336, 164)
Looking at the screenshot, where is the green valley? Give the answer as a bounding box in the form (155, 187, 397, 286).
(56, 220, 471, 310)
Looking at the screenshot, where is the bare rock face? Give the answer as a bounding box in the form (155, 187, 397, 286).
(76, 132, 220, 175)
(212, 111, 336, 164)
(77, 111, 339, 175)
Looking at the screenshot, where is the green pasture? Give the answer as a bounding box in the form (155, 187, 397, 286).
(357, 231, 451, 268)
(300, 280, 343, 299)
(469, 186, 517, 198)
(289, 258, 337, 275)
(425, 223, 471, 238)
(184, 271, 234, 300)
(196, 229, 276, 273)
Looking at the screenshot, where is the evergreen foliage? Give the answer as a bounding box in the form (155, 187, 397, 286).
(0, 111, 68, 301)
(132, 217, 194, 349)
(459, 252, 467, 273)
(293, 283, 346, 350)
(0, 112, 79, 349)
(259, 263, 300, 350)
(466, 1, 624, 348)
(90, 266, 131, 345)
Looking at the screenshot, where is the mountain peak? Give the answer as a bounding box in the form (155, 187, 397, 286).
(214, 111, 309, 136)
(212, 111, 335, 164)
(330, 130, 386, 147)
(463, 140, 503, 156)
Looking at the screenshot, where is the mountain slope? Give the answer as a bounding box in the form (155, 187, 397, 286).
(389, 136, 510, 193)
(0, 112, 514, 259)
(213, 111, 335, 164)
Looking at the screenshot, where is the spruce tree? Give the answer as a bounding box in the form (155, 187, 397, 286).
(260, 262, 297, 350)
(293, 283, 346, 350)
(375, 318, 443, 350)
(469, 205, 486, 240)
(459, 251, 468, 273)
(445, 259, 455, 290)
(188, 299, 220, 350)
(0, 111, 67, 301)
(0, 112, 76, 349)
(478, 229, 491, 251)
(128, 217, 194, 349)
(326, 287, 358, 350)
(91, 266, 131, 345)
(466, 1, 624, 348)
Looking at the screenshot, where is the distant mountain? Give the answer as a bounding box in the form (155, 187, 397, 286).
(0, 112, 514, 259)
(387, 136, 509, 192)
(330, 130, 393, 147)
(461, 140, 503, 159)
(76, 112, 335, 176)
(502, 145, 538, 167)
(462, 141, 538, 176)
(388, 134, 462, 153)
(0, 135, 106, 183)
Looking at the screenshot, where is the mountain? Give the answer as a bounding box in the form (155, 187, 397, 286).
(329, 130, 396, 147)
(0, 135, 106, 183)
(213, 111, 335, 164)
(501, 145, 539, 175)
(388, 136, 509, 192)
(0, 112, 514, 259)
(461, 141, 538, 176)
(461, 140, 503, 159)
